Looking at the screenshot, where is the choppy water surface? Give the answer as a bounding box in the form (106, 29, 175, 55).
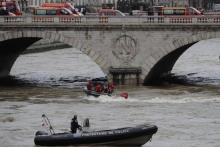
(0, 39, 220, 147)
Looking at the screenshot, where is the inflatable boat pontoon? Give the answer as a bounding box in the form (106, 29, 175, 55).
(34, 123, 158, 146)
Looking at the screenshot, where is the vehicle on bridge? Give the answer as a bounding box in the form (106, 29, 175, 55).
(41, 2, 83, 16)
(98, 9, 125, 16)
(32, 7, 77, 16)
(0, 0, 22, 16)
(0, 7, 14, 16)
(148, 6, 203, 16)
(160, 6, 202, 16)
(162, 7, 202, 15)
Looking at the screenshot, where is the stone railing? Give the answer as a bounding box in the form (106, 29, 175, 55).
(1, 15, 220, 24)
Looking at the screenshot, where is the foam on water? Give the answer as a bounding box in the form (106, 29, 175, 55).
(84, 95, 220, 104)
(84, 95, 130, 103)
(141, 96, 220, 104)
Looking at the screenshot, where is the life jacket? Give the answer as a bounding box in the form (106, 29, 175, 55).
(95, 84, 102, 93)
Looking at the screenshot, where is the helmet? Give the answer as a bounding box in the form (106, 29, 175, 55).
(72, 115, 77, 120)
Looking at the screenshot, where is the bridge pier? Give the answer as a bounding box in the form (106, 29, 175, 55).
(109, 67, 142, 85)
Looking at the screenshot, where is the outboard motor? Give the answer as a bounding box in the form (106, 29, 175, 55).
(83, 118, 90, 128)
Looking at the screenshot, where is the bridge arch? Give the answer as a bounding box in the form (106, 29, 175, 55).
(1, 29, 220, 85)
(143, 31, 218, 85)
(0, 31, 108, 78)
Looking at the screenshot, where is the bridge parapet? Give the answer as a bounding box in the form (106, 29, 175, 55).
(1, 16, 220, 24)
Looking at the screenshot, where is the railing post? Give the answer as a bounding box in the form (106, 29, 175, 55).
(0, 17, 4, 23)
(192, 17, 197, 24)
(164, 17, 170, 24)
(81, 16, 86, 24)
(54, 17, 59, 23)
(26, 16, 32, 24)
(207, 17, 213, 23)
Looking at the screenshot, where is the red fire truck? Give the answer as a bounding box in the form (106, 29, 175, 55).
(41, 2, 82, 16)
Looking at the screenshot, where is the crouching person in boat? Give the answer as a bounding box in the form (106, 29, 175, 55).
(71, 115, 82, 133)
(107, 82, 115, 95)
(95, 83, 102, 93)
(85, 79, 116, 96)
(87, 80, 93, 91)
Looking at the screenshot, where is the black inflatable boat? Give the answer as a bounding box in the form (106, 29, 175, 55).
(34, 124, 158, 146)
(84, 88, 111, 97)
(84, 88, 128, 99)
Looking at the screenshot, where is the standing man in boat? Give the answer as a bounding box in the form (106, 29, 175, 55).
(71, 115, 82, 133)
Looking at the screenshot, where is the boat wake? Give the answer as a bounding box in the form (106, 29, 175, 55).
(83, 95, 138, 103)
(84, 95, 220, 104)
(141, 97, 220, 104)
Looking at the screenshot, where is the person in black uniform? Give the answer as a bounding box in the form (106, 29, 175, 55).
(71, 115, 82, 133)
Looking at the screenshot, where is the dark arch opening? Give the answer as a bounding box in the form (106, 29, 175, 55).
(144, 42, 197, 85)
(0, 37, 41, 78)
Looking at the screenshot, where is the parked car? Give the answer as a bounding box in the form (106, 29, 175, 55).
(98, 9, 125, 16)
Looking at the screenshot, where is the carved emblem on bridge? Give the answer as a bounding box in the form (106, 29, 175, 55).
(113, 35, 138, 66)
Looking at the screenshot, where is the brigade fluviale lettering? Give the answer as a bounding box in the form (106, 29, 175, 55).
(81, 129, 129, 137)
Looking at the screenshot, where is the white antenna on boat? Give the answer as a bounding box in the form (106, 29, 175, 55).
(42, 114, 55, 134)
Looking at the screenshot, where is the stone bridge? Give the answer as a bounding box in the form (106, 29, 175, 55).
(0, 16, 220, 85)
